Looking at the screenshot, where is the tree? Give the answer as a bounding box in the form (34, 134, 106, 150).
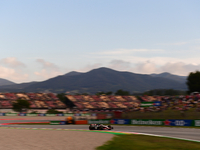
(95, 91, 113, 95)
(187, 71, 200, 93)
(82, 93, 89, 95)
(115, 89, 130, 96)
(143, 89, 186, 96)
(12, 99, 30, 113)
(57, 93, 66, 103)
(57, 93, 75, 108)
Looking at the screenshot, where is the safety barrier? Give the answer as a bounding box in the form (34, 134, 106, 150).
(48, 119, 200, 126)
(50, 121, 66, 125)
(75, 120, 88, 124)
(2, 112, 199, 127)
(88, 119, 200, 127)
(49, 120, 88, 125)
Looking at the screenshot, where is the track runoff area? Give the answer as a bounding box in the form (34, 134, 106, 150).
(0, 117, 200, 143)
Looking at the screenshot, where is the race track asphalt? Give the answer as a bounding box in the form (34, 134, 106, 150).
(0, 118, 200, 142)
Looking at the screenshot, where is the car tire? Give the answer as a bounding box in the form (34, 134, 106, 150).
(108, 125, 113, 130)
(89, 126, 94, 130)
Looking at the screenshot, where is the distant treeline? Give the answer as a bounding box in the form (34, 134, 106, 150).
(60, 89, 187, 97)
(142, 89, 187, 96)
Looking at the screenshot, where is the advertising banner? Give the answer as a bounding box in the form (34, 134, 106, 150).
(50, 121, 61, 125)
(111, 119, 130, 124)
(131, 119, 164, 125)
(0, 113, 5, 116)
(59, 121, 66, 125)
(163, 119, 193, 126)
(81, 113, 90, 116)
(56, 114, 64, 116)
(194, 120, 200, 126)
(5, 113, 18, 116)
(140, 102, 162, 107)
(38, 114, 45, 116)
(88, 119, 111, 124)
(18, 113, 26, 116)
(50, 121, 66, 125)
(45, 114, 57, 117)
(75, 113, 81, 116)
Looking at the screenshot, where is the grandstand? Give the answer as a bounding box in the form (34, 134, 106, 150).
(1, 92, 200, 113)
(65, 95, 140, 110)
(65, 94, 200, 113)
(0, 93, 66, 109)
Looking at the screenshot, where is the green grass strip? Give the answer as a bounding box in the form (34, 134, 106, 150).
(96, 134, 200, 150)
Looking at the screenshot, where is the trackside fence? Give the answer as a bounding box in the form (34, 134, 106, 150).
(87, 119, 200, 127)
(1, 113, 200, 127)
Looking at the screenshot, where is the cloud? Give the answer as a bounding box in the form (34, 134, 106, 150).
(106, 55, 200, 67)
(0, 65, 29, 83)
(34, 69, 62, 80)
(77, 63, 102, 72)
(157, 38, 200, 46)
(133, 62, 200, 76)
(158, 62, 200, 76)
(193, 46, 200, 50)
(0, 57, 29, 83)
(92, 48, 164, 55)
(36, 59, 59, 70)
(88, 47, 200, 66)
(108, 60, 131, 70)
(34, 59, 63, 80)
(156, 41, 189, 46)
(103, 59, 200, 76)
(0, 57, 26, 68)
(133, 61, 157, 74)
(171, 42, 189, 46)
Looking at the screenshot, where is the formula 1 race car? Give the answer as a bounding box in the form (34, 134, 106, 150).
(89, 124, 114, 130)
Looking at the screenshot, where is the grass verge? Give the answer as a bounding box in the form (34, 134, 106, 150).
(96, 134, 200, 150)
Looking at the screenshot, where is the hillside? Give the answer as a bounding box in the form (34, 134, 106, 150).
(150, 72, 186, 84)
(0, 67, 186, 94)
(0, 78, 15, 86)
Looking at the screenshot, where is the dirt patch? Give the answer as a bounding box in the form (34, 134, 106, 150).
(0, 128, 114, 150)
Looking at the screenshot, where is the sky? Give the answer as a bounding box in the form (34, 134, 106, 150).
(0, 0, 200, 83)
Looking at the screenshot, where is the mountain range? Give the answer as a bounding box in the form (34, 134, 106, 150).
(150, 72, 187, 84)
(0, 78, 15, 86)
(0, 67, 187, 94)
